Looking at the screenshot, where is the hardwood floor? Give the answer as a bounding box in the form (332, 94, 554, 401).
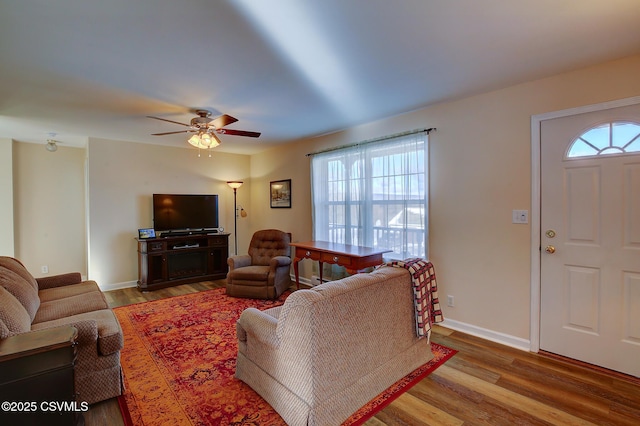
(87, 281, 640, 426)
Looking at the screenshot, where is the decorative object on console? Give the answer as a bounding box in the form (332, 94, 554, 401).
(270, 179, 291, 208)
(138, 228, 155, 239)
(227, 181, 243, 255)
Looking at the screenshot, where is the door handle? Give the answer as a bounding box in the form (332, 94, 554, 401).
(545, 245, 556, 254)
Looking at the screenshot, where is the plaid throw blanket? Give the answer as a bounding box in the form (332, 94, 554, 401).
(384, 258, 444, 340)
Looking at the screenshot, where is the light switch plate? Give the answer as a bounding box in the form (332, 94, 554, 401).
(512, 210, 528, 224)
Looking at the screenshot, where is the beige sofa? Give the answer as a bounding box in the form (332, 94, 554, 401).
(235, 265, 434, 426)
(0, 257, 123, 405)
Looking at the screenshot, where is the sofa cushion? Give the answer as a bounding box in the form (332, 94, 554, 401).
(228, 265, 270, 282)
(32, 291, 108, 324)
(31, 309, 123, 356)
(0, 267, 40, 321)
(36, 272, 83, 290)
(0, 286, 31, 335)
(38, 281, 101, 303)
(0, 257, 38, 292)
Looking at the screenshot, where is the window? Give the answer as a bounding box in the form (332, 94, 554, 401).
(566, 121, 640, 159)
(311, 130, 428, 260)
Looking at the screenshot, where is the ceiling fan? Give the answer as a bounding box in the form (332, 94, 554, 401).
(147, 109, 260, 151)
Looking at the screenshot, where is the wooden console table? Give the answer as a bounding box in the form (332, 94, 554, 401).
(290, 241, 391, 288)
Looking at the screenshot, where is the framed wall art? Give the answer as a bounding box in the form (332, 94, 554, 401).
(270, 179, 291, 208)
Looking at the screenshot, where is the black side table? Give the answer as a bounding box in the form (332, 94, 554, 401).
(0, 325, 82, 425)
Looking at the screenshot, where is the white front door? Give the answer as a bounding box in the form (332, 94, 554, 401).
(540, 103, 640, 377)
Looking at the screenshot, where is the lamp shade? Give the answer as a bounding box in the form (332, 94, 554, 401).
(227, 181, 243, 189)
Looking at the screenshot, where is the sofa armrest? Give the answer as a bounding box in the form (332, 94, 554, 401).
(270, 256, 292, 269)
(36, 272, 82, 289)
(69, 319, 122, 356)
(237, 308, 280, 349)
(35, 317, 122, 357)
(228, 255, 252, 271)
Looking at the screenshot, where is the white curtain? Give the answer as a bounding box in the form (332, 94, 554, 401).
(311, 130, 428, 261)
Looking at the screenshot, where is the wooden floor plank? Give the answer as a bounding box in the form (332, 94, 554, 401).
(386, 392, 464, 426)
(434, 365, 599, 426)
(407, 376, 519, 425)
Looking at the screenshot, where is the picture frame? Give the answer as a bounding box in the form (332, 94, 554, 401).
(270, 179, 291, 208)
(138, 228, 156, 239)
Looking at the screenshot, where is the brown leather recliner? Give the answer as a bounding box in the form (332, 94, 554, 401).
(226, 229, 292, 299)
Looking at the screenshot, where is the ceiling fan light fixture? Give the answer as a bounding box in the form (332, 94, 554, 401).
(201, 132, 212, 144)
(188, 130, 221, 150)
(45, 139, 58, 152)
(148, 110, 259, 152)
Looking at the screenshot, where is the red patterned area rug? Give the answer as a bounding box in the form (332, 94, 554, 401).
(114, 288, 456, 426)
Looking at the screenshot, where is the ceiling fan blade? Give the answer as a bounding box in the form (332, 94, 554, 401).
(147, 116, 191, 127)
(151, 130, 195, 136)
(217, 129, 261, 138)
(210, 114, 238, 129)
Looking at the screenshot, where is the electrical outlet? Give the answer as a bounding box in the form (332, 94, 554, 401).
(41, 265, 49, 274)
(447, 295, 454, 307)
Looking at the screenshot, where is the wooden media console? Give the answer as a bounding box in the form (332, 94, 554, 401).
(137, 233, 230, 291)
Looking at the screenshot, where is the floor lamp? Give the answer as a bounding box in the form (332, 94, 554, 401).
(227, 181, 243, 255)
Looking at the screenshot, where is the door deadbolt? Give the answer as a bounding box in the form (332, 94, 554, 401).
(545, 229, 556, 238)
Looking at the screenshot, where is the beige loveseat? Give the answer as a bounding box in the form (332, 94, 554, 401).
(0, 257, 123, 405)
(235, 265, 434, 426)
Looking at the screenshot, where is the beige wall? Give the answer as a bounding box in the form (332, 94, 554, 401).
(86, 138, 250, 289)
(249, 54, 640, 343)
(13, 142, 86, 276)
(0, 139, 15, 256)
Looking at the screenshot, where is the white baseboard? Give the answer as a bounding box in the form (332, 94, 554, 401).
(291, 274, 314, 288)
(99, 280, 137, 292)
(440, 318, 531, 352)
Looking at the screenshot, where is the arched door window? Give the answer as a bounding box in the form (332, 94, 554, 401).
(566, 121, 640, 159)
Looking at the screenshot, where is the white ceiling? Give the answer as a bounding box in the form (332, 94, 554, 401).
(1, 0, 639, 154)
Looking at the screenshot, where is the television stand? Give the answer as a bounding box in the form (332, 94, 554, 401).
(136, 233, 230, 291)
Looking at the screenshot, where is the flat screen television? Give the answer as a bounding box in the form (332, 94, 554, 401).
(153, 194, 219, 234)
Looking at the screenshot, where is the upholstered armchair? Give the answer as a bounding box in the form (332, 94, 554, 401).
(226, 229, 292, 299)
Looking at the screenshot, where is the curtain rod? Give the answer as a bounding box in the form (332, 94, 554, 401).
(305, 127, 436, 157)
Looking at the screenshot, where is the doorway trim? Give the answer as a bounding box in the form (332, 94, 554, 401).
(529, 95, 640, 352)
